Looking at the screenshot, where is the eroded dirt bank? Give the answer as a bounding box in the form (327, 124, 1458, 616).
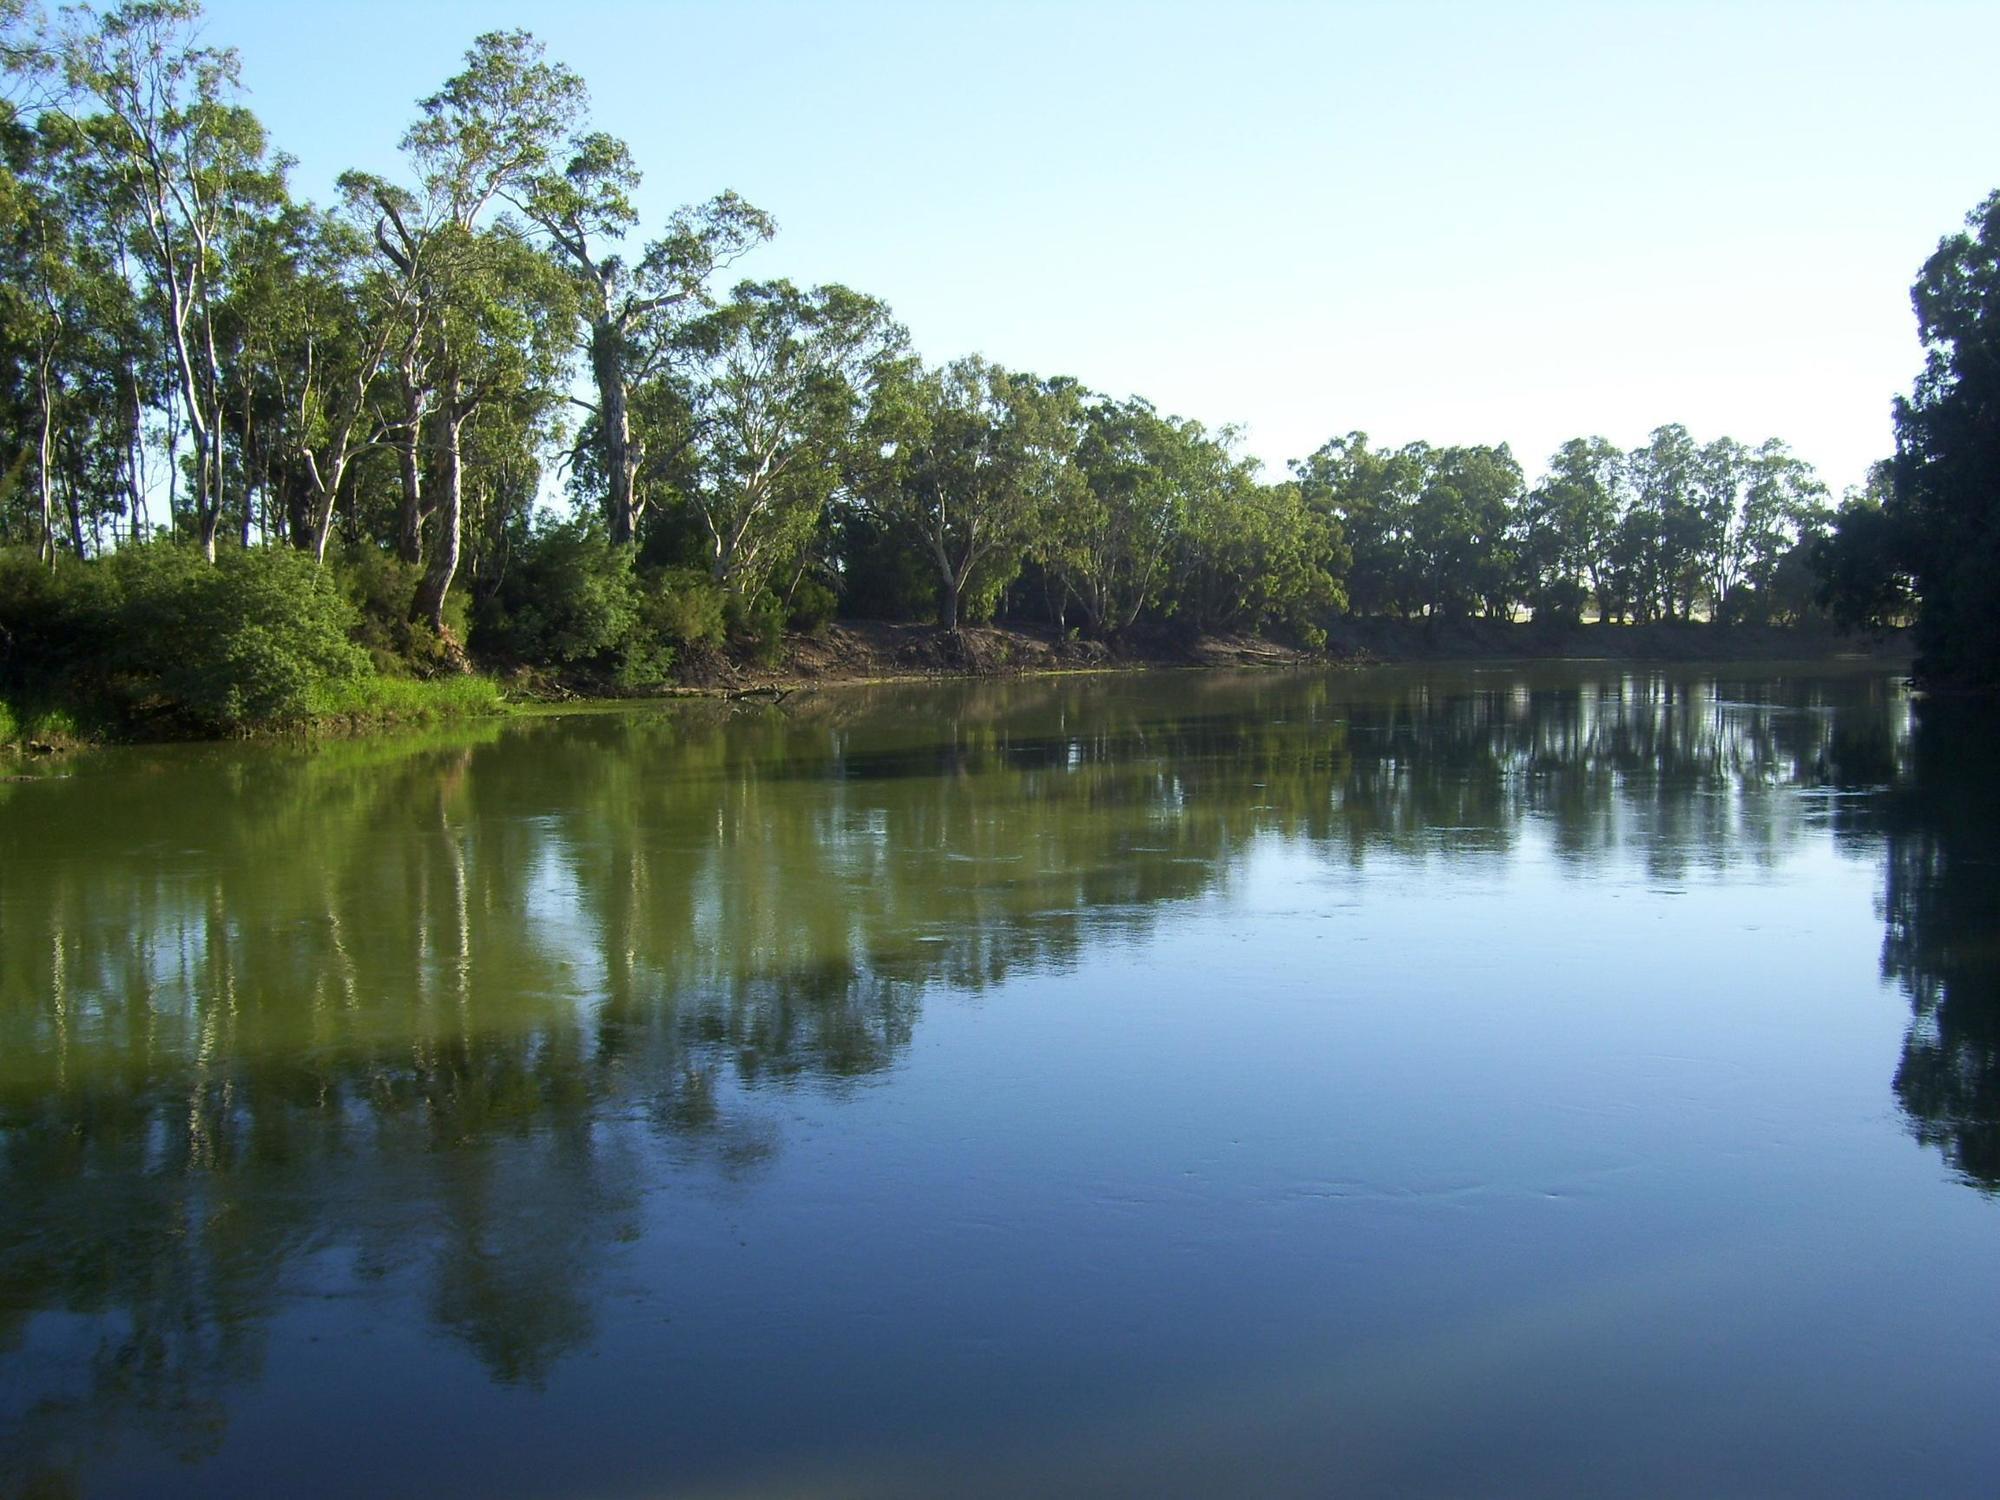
(651, 618, 1912, 696)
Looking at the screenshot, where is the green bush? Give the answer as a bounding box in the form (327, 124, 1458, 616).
(725, 589, 787, 668)
(649, 569, 727, 650)
(111, 545, 370, 732)
(0, 543, 393, 735)
(473, 523, 673, 688)
(335, 546, 470, 668)
(787, 578, 838, 634)
(0, 547, 118, 683)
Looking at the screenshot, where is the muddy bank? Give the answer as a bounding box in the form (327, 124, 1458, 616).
(653, 618, 1911, 696)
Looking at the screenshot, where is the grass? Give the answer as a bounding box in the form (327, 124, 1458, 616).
(0, 698, 87, 749)
(303, 672, 509, 732)
(1, 671, 507, 747)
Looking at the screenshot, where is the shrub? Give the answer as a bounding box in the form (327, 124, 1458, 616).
(787, 578, 838, 635)
(110, 544, 370, 732)
(473, 523, 673, 688)
(1, 544, 372, 733)
(726, 589, 787, 668)
(335, 546, 470, 667)
(645, 568, 727, 651)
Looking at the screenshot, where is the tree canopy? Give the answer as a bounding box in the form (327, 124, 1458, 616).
(0, 0, 1911, 738)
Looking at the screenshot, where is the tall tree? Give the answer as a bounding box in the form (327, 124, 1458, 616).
(1520, 437, 1624, 621)
(1889, 188, 2000, 683)
(677, 279, 899, 597)
(1044, 395, 1205, 637)
(1172, 462, 1344, 640)
(1293, 432, 1421, 618)
(352, 29, 583, 632)
(520, 131, 772, 546)
(858, 356, 1082, 631)
(57, 0, 287, 558)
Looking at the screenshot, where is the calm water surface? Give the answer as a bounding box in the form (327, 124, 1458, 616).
(3, 663, 1997, 1498)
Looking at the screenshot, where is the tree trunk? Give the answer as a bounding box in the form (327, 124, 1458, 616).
(195, 439, 221, 560)
(306, 475, 337, 563)
(938, 566, 960, 631)
(396, 423, 425, 565)
(413, 404, 466, 638)
(239, 396, 256, 549)
(591, 319, 641, 545)
(35, 367, 54, 567)
(64, 473, 85, 560)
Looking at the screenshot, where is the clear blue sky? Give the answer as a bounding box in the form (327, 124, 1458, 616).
(202, 0, 1999, 495)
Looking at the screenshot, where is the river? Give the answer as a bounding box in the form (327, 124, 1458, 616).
(2, 662, 1995, 1497)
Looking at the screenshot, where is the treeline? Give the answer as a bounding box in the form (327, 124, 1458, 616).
(1817, 189, 2000, 686)
(0, 5, 1864, 733)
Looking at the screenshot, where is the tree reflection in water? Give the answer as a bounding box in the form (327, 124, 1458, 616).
(0, 664, 1964, 1494)
(1879, 696, 2000, 1190)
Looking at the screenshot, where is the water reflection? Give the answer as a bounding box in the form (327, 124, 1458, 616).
(0, 664, 1976, 1495)
(1879, 696, 2000, 1191)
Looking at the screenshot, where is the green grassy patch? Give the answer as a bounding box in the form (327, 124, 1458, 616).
(303, 672, 509, 732)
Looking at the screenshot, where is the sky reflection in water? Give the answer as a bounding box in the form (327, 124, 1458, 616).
(1, 663, 1995, 1498)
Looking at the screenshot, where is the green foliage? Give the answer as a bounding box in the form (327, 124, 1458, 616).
(649, 568, 728, 650)
(1885, 188, 2000, 683)
(833, 510, 935, 621)
(725, 589, 786, 668)
(1174, 472, 1344, 641)
(786, 578, 837, 634)
(1530, 576, 1589, 627)
(0, 542, 512, 736)
(0, 542, 370, 734)
(856, 356, 1083, 630)
(473, 522, 673, 688)
(677, 279, 903, 595)
(336, 546, 470, 668)
(113, 544, 369, 731)
(306, 671, 505, 726)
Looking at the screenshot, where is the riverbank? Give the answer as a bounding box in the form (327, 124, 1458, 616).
(647, 618, 1913, 696)
(3, 620, 1912, 752)
(0, 673, 505, 755)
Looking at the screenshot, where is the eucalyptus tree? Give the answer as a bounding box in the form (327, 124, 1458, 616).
(0, 96, 150, 558)
(1170, 460, 1343, 639)
(1405, 444, 1523, 619)
(55, 0, 289, 558)
(1881, 188, 2000, 682)
(1618, 424, 1706, 621)
(1816, 463, 1915, 632)
(518, 130, 772, 546)
(1292, 432, 1422, 617)
(1691, 436, 1830, 617)
(348, 30, 583, 630)
(1732, 441, 1832, 621)
(676, 279, 900, 597)
(857, 355, 1082, 630)
(1047, 395, 1204, 637)
(229, 203, 396, 560)
(409, 227, 574, 632)
(0, 105, 83, 559)
(1520, 437, 1625, 619)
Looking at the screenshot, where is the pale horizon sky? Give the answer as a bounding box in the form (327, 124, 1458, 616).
(200, 0, 1999, 497)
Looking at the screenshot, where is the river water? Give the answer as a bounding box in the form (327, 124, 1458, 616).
(2, 662, 1995, 1497)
